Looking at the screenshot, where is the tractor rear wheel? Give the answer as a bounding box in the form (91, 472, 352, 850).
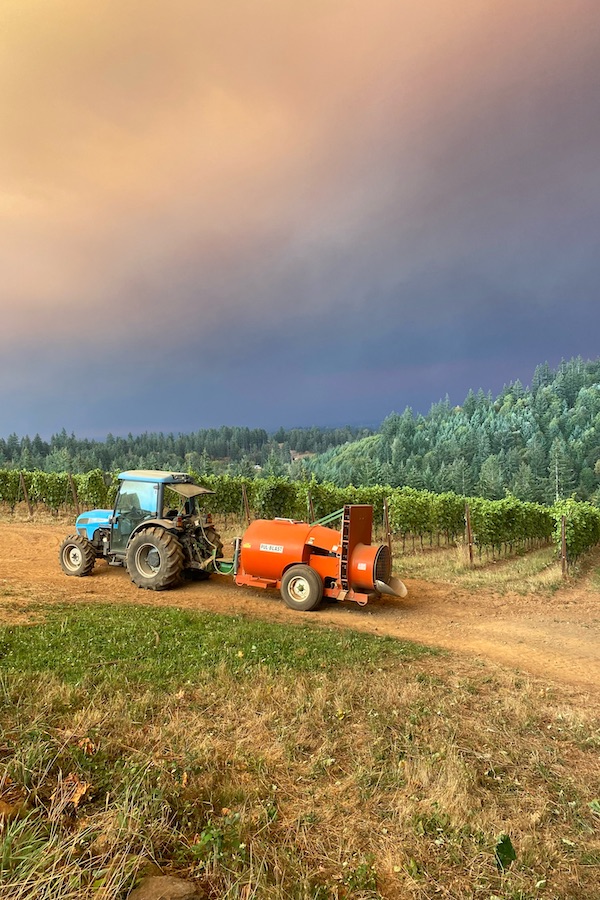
(59, 534, 96, 577)
(126, 527, 184, 591)
(280, 565, 323, 612)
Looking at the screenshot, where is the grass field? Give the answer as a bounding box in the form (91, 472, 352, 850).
(397, 544, 564, 594)
(1, 604, 599, 899)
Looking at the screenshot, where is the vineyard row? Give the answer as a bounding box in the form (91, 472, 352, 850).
(1, 469, 599, 562)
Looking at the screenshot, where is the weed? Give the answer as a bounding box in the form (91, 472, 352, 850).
(0, 611, 598, 898)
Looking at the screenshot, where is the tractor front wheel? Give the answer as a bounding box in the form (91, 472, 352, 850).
(126, 527, 184, 591)
(280, 565, 323, 612)
(59, 534, 96, 577)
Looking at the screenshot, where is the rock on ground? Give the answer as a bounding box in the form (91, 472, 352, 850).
(127, 874, 201, 900)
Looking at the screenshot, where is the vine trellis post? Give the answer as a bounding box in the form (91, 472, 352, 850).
(561, 515, 567, 579)
(19, 472, 33, 518)
(464, 502, 474, 567)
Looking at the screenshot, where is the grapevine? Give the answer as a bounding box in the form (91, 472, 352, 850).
(0, 469, 598, 562)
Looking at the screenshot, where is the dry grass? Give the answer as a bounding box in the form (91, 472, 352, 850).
(0, 502, 75, 525)
(0, 606, 599, 899)
(396, 542, 564, 594)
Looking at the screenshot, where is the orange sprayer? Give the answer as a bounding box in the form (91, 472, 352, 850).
(234, 505, 407, 611)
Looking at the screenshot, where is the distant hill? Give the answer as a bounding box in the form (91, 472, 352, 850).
(305, 357, 600, 504)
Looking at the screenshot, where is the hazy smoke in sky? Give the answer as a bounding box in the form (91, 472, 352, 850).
(2, 0, 599, 432)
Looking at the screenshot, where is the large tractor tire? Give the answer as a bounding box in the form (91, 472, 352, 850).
(280, 565, 323, 612)
(59, 534, 96, 577)
(126, 527, 184, 591)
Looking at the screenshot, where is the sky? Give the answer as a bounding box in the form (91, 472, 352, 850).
(2, 0, 600, 438)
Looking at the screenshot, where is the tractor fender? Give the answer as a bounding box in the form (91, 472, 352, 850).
(128, 518, 180, 543)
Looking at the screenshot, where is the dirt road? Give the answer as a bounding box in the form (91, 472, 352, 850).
(1, 522, 599, 695)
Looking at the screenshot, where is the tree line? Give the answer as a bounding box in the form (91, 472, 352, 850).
(0, 425, 370, 476)
(306, 357, 600, 504)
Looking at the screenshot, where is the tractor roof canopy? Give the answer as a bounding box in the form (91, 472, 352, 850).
(117, 470, 214, 496)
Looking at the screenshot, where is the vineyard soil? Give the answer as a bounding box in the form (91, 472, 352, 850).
(1, 522, 599, 698)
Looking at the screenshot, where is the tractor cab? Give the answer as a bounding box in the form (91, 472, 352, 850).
(110, 477, 160, 552)
(108, 471, 212, 555)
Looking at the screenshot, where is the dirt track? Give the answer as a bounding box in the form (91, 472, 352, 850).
(1, 522, 599, 697)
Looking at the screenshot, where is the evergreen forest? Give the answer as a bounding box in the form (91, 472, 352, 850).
(307, 358, 600, 504)
(2, 357, 600, 505)
(0, 425, 370, 478)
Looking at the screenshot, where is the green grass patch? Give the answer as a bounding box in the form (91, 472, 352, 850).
(0, 604, 433, 688)
(1, 607, 598, 900)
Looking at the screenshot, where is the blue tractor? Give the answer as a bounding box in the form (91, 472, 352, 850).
(59, 470, 223, 591)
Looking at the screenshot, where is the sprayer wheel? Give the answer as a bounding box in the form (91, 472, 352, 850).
(280, 565, 323, 612)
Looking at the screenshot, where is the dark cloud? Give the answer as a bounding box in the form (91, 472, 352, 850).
(1, 0, 600, 436)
